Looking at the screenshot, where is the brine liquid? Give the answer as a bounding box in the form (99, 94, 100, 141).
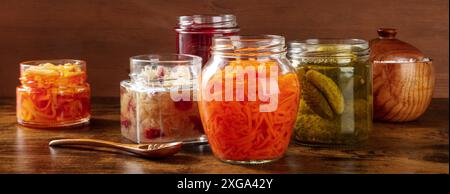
(294, 63, 372, 145)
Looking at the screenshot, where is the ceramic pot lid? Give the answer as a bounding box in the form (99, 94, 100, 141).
(369, 28, 425, 62)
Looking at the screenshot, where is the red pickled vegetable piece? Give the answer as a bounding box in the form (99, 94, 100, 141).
(145, 128, 164, 139)
(121, 119, 130, 128)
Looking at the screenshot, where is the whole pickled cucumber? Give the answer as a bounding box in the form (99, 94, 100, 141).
(294, 114, 338, 142)
(297, 68, 306, 81)
(308, 66, 341, 81)
(298, 68, 322, 115)
(306, 70, 345, 115)
(295, 114, 368, 143)
(301, 78, 335, 120)
(299, 100, 314, 114)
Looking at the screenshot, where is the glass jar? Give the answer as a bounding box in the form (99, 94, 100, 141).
(16, 59, 91, 128)
(288, 39, 372, 146)
(175, 14, 239, 66)
(198, 35, 300, 164)
(120, 54, 205, 143)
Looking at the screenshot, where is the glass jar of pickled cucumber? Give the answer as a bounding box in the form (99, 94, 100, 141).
(288, 39, 372, 146)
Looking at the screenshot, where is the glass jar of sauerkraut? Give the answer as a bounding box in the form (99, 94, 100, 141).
(120, 54, 205, 143)
(288, 39, 372, 146)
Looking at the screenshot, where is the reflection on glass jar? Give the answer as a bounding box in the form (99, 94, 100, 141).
(288, 39, 372, 146)
(199, 35, 300, 164)
(16, 59, 91, 128)
(120, 54, 205, 143)
(175, 14, 239, 66)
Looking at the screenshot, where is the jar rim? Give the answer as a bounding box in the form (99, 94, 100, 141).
(288, 39, 369, 58)
(177, 14, 238, 29)
(211, 35, 286, 57)
(290, 38, 368, 46)
(20, 59, 86, 68)
(130, 54, 202, 64)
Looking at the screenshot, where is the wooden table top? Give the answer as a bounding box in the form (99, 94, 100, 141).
(0, 97, 448, 174)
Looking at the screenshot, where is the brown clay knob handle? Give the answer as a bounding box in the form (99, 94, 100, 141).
(377, 28, 397, 39)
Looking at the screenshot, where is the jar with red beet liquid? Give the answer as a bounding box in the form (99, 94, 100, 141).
(175, 14, 239, 66)
(120, 54, 206, 143)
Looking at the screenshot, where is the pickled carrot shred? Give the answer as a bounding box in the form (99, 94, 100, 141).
(17, 63, 90, 125)
(199, 60, 300, 161)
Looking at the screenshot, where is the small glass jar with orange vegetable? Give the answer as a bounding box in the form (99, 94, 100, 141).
(16, 59, 91, 128)
(198, 35, 300, 164)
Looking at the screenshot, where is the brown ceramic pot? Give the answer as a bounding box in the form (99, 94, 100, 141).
(370, 28, 435, 122)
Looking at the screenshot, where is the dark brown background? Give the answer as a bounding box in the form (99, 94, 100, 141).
(0, 0, 448, 97)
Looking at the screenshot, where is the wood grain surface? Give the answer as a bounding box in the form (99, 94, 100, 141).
(0, 0, 448, 98)
(373, 61, 435, 122)
(0, 97, 448, 173)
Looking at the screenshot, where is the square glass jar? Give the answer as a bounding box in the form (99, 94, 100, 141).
(120, 54, 205, 143)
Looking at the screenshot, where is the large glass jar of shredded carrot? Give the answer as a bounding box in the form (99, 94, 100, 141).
(16, 59, 90, 128)
(198, 35, 300, 164)
(175, 14, 239, 66)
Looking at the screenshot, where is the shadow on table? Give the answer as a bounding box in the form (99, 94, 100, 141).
(15, 117, 119, 134)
